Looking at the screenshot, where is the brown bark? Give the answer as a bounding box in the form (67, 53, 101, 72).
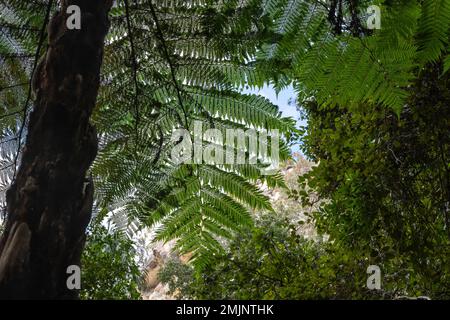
(0, 0, 112, 299)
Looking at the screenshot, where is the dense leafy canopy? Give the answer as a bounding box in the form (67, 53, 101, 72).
(80, 221, 141, 300)
(1, 0, 449, 299)
(1, 0, 295, 268)
(268, 0, 450, 298)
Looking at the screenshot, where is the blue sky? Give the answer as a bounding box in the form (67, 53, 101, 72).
(244, 85, 305, 153)
(244, 85, 303, 127)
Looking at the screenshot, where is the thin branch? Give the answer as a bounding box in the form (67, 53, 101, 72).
(123, 0, 140, 146)
(0, 22, 40, 33)
(12, 0, 54, 179)
(0, 110, 22, 120)
(0, 164, 14, 172)
(0, 54, 35, 61)
(0, 82, 29, 92)
(0, 136, 18, 145)
(148, 0, 189, 127)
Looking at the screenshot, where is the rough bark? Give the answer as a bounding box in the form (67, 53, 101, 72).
(0, 0, 112, 299)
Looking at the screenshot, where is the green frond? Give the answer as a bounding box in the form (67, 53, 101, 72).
(444, 55, 450, 74)
(1, 0, 296, 268)
(417, 0, 450, 63)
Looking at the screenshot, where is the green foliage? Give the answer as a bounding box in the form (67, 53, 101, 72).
(1, 0, 297, 268)
(91, 0, 296, 268)
(417, 0, 450, 63)
(159, 213, 447, 299)
(444, 54, 450, 74)
(257, 0, 450, 113)
(252, 0, 450, 298)
(297, 61, 450, 299)
(158, 258, 196, 299)
(80, 221, 141, 300)
(195, 215, 373, 300)
(2, 0, 450, 299)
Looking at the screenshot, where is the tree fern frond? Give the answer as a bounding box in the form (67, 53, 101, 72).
(417, 0, 450, 63)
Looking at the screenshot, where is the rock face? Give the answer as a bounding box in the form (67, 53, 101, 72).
(140, 155, 317, 300)
(265, 154, 319, 240)
(143, 283, 173, 300)
(140, 239, 194, 300)
(140, 240, 176, 300)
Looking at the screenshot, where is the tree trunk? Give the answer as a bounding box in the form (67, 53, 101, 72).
(0, 0, 112, 299)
